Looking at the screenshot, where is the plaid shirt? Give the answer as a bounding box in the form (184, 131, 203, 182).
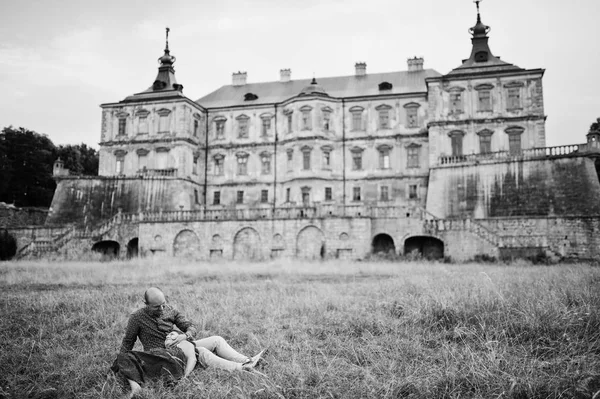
(119, 305, 198, 353)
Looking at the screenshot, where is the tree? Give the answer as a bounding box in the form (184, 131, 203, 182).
(0, 126, 57, 207)
(0, 229, 17, 261)
(56, 143, 99, 176)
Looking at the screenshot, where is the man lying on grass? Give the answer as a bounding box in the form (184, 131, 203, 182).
(111, 287, 265, 395)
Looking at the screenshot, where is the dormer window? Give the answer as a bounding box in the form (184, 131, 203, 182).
(244, 93, 258, 101)
(475, 51, 488, 62)
(378, 82, 393, 91)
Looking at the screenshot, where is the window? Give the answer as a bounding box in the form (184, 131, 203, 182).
(237, 115, 249, 138)
(322, 109, 332, 131)
(322, 150, 331, 169)
(353, 187, 361, 201)
(155, 150, 168, 169)
(237, 155, 248, 175)
(261, 153, 271, 175)
(194, 189, 199, 204)
(378, 146, 391, 169)
(301, 107, 312, 130)
(261, 189, 268, 203)
(193, 119, 199, 137)
(478, 130, 493, 154)
(215, 119, 225, 139)
(506, 127, 524, 154)
(236, 190, 244, 204)
(507, 88, 521, 110)
(301, 187, 310, 205)
(350, 107, 363, 131)
(449, 90, 463, 114)
(261, 118, 271, 137)
(376, 105, 392, 129)
(450, 131, 464, 156)
(116, 156, 124, 175)
(380, 186, 389, 201)
(409, 184, 418, 199)
(404, 103, 420, 128)
(286, 187, 291, 202)
(118, 118, 127, 136)
(213, 191, 221, 205)
(325, 187, 332, 201)
(192, 156, 198, 175)
(478, 90, 492, 111)
(137, 149, 148, 171)
(138, 116, 148, 134)
(287, 113, 293, 133)
(287, 150, 293, 171)
(302, 147, 311, 170)
(214, 155, 224, 176)
(352, 149, 363, 170)
(157, 109, 171, 133)
(407, 145, 420, 168)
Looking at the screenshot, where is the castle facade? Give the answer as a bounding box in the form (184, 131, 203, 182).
(8, 5, 600, 261)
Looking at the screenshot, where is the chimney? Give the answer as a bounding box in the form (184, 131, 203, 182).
(355, 62, 367, 76)
(407, 57, 424, 72)
(280, 69, 291, 82)
(232, 71, 247, 86)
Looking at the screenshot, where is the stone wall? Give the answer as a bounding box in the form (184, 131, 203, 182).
(426, 155, 600, 219)
(47, 176, 203, 226)
(0, 207, 47, 227)
(138, 217, 372, 260)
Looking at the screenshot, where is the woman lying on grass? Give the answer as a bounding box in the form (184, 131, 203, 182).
(115, 331, 264, 398)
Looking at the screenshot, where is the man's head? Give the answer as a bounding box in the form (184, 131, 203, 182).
(144, 287, 166, 317)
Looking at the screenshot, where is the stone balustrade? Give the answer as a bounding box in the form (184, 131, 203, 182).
(438, 144, 586, 166)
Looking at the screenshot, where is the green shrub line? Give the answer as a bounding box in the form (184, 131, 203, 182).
(1, 260, 599, 398)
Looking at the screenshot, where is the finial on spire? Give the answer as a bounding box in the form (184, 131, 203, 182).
(165, 27, 170, 51)
(474, 0, 482, 23)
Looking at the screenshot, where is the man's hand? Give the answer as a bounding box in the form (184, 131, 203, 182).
(166, 333, 187, 347)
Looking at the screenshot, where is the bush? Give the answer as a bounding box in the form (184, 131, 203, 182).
(0, 229, 16, 260)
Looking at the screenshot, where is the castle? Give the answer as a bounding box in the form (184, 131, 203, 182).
(7, 3, 600, 261)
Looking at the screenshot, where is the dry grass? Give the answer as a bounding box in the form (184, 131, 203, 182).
(1, 258, 599, 399)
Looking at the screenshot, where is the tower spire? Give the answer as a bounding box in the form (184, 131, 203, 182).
(165, 27, 170, 52)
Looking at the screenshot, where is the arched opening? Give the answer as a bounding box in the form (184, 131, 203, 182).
(233, 227, 261, 260)
(296, 226, 325, 260)
(173, 230, 201, 258)
(372, 234, 396, 255)
(404, 236, 444, 260)
(91, 240, 120, 260)
(0, 229, 17, 261)
(126, 238, 139, 258)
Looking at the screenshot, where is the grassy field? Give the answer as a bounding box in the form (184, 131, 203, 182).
(1, 259, 599, 399)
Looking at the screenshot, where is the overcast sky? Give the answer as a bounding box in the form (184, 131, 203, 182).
(0, 0, 598, 148)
